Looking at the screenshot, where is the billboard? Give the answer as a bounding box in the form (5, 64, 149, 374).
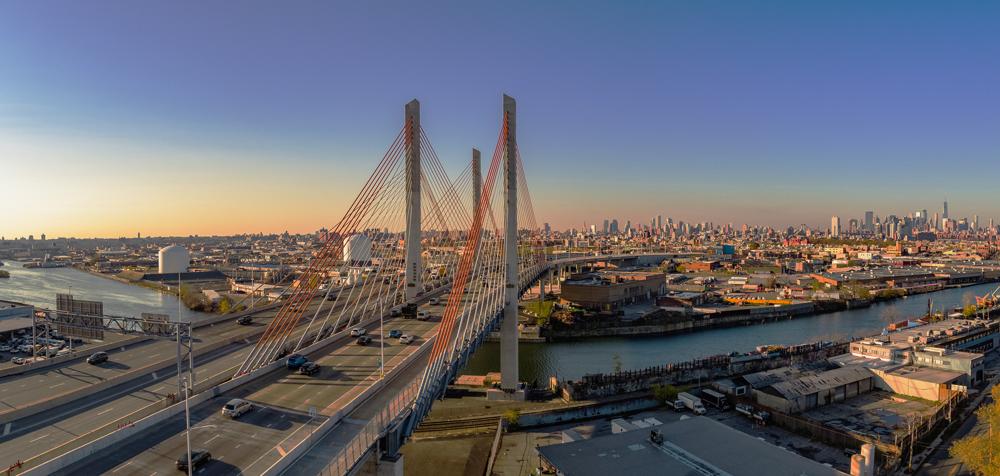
(55, 294, 105, 340)
(140, 313, 172, 337)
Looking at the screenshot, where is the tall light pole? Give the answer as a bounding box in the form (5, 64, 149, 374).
(183, 376, 193, 476)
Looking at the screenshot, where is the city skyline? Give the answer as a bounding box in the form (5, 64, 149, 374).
(4, 1, 1000, 237)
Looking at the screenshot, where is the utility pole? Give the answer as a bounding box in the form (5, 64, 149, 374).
(184, 376, 193, 476)
(501, 94, 519, 393)
(404, 99, 422, 302)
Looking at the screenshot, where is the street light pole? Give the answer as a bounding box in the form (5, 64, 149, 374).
(184, 376, 193, 476)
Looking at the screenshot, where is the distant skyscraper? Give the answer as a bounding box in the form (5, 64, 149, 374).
(864, 211, 874, 231)
(602, 219, 609, 235)
(943, 200, 949, 219)
(831, 215, 841, 237)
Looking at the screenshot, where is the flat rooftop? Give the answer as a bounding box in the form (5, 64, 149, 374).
(538, 416, 845, 476)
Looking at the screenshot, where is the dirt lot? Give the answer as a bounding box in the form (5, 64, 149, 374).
(400, 434, 493, 476)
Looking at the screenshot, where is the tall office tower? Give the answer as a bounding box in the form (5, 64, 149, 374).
(864, 211, 874, 232)
(943, 200, 949, 219)
(610, 219, 619, 234)
(656, 215, 663, 231)
(602, 219, 609, 235)
(973, 215, 979, 231)
(831, 215, 841, 237)
(921, 209, 928, 226)
(933, 212, 940, 231)
(544, 223, 551, 235)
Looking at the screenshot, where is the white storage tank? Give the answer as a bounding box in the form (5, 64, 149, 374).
(343, 234, 372, 264)
(158, 245, 190, 274)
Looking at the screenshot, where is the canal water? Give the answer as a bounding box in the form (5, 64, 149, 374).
(464, 282, 999, 383)
(0, 260, 211, 322)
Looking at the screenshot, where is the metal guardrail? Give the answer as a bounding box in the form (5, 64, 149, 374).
(314, 378, 421, 476)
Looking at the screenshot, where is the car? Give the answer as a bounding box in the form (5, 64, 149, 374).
(0, 345, 11, 352)
(388, 329, 402, 339)
(17, 344, 33, 354)
(356, 335, 373, 346)
(298, 362, 320, 375)
(11, 357, 25, 365)
(350, 327, 367, 337)
(221, 398, 253, 418)
(389, 308, 401, 317)
(399, 335, 415, 344)
(286, 354, 308, 370)
(87, 352, 108, 365)
(429, 297, 440, 305)
(237, 315, 253, 325)
(176, 450, 212, 471)
(416, 311, 430, 321)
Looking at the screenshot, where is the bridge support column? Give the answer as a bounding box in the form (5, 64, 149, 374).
(404, 99, 422, 302)
(500, 94, 522, 396)
(471, 148, 482, 262)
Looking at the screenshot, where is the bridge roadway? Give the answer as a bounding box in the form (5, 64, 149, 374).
(52, 297, 447, 475)
(0, 289, 371, 470)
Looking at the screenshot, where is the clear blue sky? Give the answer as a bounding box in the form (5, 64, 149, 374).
(2, 1, 999, 237)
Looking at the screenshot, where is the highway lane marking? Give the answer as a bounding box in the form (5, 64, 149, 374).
(97, 407, 115, 416)
(29, 433, 48, 443)
(49, 382, 66, 389)
(111, 461, 132, 473)
(205, 434, 220, 444)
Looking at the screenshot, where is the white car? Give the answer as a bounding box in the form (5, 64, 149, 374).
(350, 327, 367, 337)
(416, 311, 430, 321)
(221, 398, 253, 418)
(399, 335, 415, 344)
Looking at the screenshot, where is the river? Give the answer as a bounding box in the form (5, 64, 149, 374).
(463, 282, 999, 383)
(0, 260, 211, 322)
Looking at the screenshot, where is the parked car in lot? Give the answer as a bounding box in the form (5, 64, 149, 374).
(356, 335, 373, 346)
(350, 327, 367, 337)
(237, 315, 253, 325)
(87, 351, 108, 365)
(0, 345, 11, 352)
(388, 329, 402, 339)
(298, 362, 320, 375)
(176, 450, 212, 471)
(17, 344, 33, 354)
(11, 356, 26, 365)
(286, 353, 308, 370)
(221, 398, 253, 418)
(399, 335, 415, 344)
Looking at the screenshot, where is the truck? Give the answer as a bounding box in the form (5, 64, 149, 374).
(701, 388, 730, 410)
(736, 403, 770, 425)
(677, 392, 707, 415)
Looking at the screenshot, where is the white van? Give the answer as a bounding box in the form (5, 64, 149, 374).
(416, 311, 430, 321)
(222, 398, 253, 418)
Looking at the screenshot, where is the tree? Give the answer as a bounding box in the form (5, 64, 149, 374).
(651, 384, 680, 404)
(218, 296, 233, 314)
(502, 408, 521, 428)
(963, 304, 978, 318)
(951, 386, 1000, 475)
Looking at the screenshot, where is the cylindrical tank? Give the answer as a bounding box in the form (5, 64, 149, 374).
(850, 454, 866, 476)
(158, 245, 190, 274)
(343, 234, 372, 264)
(861, 443, 875, 476)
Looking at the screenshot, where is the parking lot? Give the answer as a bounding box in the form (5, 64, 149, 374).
(0, 326, 121, 367)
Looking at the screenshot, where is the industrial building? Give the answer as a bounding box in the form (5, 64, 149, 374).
(537, 416, 846, 476)
(559, 270, 666, 311)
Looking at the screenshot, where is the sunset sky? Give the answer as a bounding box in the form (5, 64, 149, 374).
(3, 1, 1000, 238)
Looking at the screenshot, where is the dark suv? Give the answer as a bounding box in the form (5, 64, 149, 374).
(237, 315, 253, 325)
(176, 450, 211, 471)
(86, 352, 108, 365)
(298, 362, 320, 375)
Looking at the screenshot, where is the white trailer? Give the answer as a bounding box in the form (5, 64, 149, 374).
(677, 392, 707, 415)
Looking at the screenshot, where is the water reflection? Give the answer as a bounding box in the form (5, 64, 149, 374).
(464, 282, 1000, 382)
(0, 260, 211, 322)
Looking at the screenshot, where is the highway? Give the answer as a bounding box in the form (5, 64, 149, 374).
(0, 292, 346, 469)
(52, 298, 445, 475)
